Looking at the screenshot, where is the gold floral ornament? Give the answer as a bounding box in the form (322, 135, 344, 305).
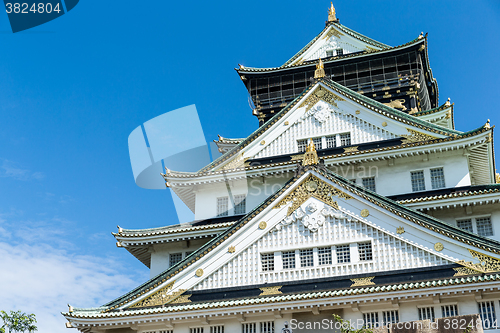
(129, 281, 176, 308)
(453, 267, 480, 277)
(195, 269, 204, 277)
(299, 86, 345, 113)
(457, 249, 500, 273)
(259, 221, 267, 230)
(396, 226, 405, 234)
(401, 128, 437, 144)
(434, 242, 444, 252)
(350, 276, 375, 287)
(274, 175, 352, 216)
(228, 246, 235, 253)
(259, 286, 283, 296)
(360, 209, 369, 217)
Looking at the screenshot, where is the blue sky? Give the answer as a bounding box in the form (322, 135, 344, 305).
(0, 1, 499, 331)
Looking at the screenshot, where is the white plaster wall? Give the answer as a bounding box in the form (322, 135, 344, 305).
(344, 152, 470, 197)
(193, 213, 450, 291)
(429, 203, 500, 243)
(194, 175, 289, 221)
(150, 239, 212, 278)
(193, 151, 471, 221)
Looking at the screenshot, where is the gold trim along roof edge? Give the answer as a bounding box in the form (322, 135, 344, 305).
(64, 273, 500, 318)
(114, 222, 235, 238)
(163, 126, 492, 180)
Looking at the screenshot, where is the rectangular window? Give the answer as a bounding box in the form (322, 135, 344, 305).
(169, 253, 182, 268)
(210, 326, 224, 333)
(430, 168, 445, 189)
(234, 194, 246, 215)
(383, 310, 399, 325)
(300, 249, 314, 267)
(340, 133, 351, 146)
(336, 244, 351, 263)
(313, 137, 322, 150)
(326, 50, 334, 57)
(217, 197, 229, 217)
(260, 321, 275, 333)
(358, 242, 373, 261)
(457, 219, 473, 232)
(362, 177, 376, 192)
(297, 139, 307, 153)
(318, 247, 332, 265)
(242, 323, 256, 333)
(478, 301, 497, 329)
(442, 304, 459, 318)
(363, 312, 379, 328)
(418, 307, 435, 321)
(326, 135, 336, 149)
(282, 251, 296, 269)
(477, 217, 493, 236)
(411, 170, 426, 192)
(190, 328, 204, 333)
(261, 253, 274, 271)
(336, 48, 344, 56)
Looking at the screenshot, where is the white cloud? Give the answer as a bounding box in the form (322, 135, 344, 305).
(0, 159, 44, 181)
(0, 241, 142, 333)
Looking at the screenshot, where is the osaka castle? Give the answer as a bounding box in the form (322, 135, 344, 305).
(63, 4, 500, 333)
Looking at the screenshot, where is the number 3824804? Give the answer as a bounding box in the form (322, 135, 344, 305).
(5, 3, 61, 14)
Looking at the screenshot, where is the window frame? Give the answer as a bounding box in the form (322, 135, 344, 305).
(430, 167, 446, 189)
(261, 253, 275, 272)
(410, 170, 426, 192)
(456, 215, 493, 236)
(234, 194, 246, 215)
(362, 176, 376, 192)
(282, 250, 296, 269)
(216, 196, 229, 217)
(299, 248, 314, 267)
(478, 300, 497, 329)
(336, 244, 351, 263)
(358, 241, 373, 261)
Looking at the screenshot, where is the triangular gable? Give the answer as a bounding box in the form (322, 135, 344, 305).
(415, 102, 454, 130)
(194, 195, 452, 291)
(284, 22, 389, 67)
(216, 79, 454, 167)
(107, 166, 500, 311)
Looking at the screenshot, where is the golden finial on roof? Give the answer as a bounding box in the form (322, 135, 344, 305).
(445, 98, 451, 106)
(485, 119, 491, 129)
(302, 139, 319, 166)
(328, 2, 337, 22)
(314, 58, 325, 78)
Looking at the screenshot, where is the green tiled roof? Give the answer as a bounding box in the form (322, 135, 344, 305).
(100, 162, 500, 312)
(197, 77, 486, 174)
(65, 273, 500, 318)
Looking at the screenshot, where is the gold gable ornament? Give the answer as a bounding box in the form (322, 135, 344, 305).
(314, 58, 325, 79)
(302, 139, 319, 166)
